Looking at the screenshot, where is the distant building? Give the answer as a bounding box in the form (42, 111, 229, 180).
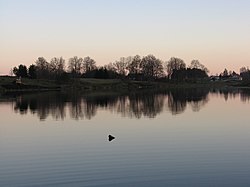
(15, 76, 22, 84)
(229, 74, 242, 81)
(210, 76, 220, 81)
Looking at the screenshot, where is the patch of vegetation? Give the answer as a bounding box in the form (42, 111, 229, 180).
(0, 76, 60, 93)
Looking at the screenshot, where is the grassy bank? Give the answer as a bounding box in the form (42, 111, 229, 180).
(0, 76, 248, 94)
(0, 76, 60, 93)
(61, 78, 214, 92)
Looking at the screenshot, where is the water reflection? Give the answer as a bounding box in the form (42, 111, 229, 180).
(1, 88, 250, 120)
(210, 88, 250, 102)
(241, 89, 250, 102)
(13, 92, 67, 120)
(168, 89, 209, 114)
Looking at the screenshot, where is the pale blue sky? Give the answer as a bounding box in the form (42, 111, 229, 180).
(1, 0, 250, 74)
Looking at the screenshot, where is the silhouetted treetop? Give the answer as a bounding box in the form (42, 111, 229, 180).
(68, 56, 83, 77)
(13, 64, 28, 78)
(50, 57, 65, 75)
(166, 57, 186, 77)
(140, 55, 165, 79)
(83, 56, 96, 73)
(28, 64, 37, 79)
(189, 60, 209, 73)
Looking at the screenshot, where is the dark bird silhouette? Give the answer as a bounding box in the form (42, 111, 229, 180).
(108, 135, 115, 142)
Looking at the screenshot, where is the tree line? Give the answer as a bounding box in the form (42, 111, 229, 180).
(12, 55, 210, 82)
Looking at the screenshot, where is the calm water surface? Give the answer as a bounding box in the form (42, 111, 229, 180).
(0, 89, 250, 187)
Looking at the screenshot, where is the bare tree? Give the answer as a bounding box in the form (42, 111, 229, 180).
(36, 57, 49, 70)
(141, 55, 164, 79)
(68, 56, 83, 76)
(35, 57, 50, 78)
(50, 57, 65, 75)
(112, 57, 132, 76)
(104, 63, 116, 72)
(166, 57, 186, 77)
(82, 56, 97, 73)
(127, 55, 141, 75)
(189, 60, 209, 73)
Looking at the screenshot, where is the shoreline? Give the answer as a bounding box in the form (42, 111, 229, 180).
(0, 76, 249, 94)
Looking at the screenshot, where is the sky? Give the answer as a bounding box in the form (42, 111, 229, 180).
(0, 0, 250, 75)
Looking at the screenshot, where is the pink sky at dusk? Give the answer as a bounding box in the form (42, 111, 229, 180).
(1, 0, 250, 75)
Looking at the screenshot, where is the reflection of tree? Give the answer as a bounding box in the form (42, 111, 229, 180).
(190, 99, 208, 112)
(14, 96, 28, 114)
(10, 87, 250, 121)
(124, 93, 165, 118)
(69, 99, 85, 120)
(114, 96, 128, 117)
(68, 92, 166, 119)
(10, 90, 209, 120)
(210, 88, 250, 103)
(168, 93, 187, 115)
(103, 92, 166, 119)
(84, 102, 97, 120)
(241, 94, 250, 102)
(82, 95, 118, 119)
(219, 89, 238, 101)
(167, 89, 209, 114)
(13, 92, 67, 120)
(127, 95, 143, 118)
(240, 89, 250, 103)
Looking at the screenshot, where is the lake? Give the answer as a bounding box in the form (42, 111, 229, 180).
(1, 88, 250, 187)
